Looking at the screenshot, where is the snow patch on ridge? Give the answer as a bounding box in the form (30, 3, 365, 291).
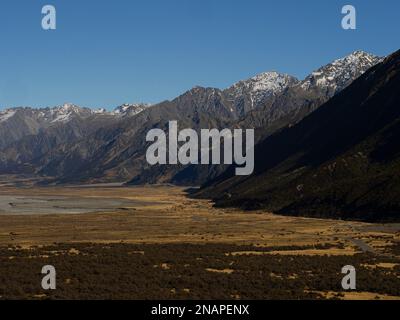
(300, 51, 383, 93)
(225, 71, 299, 111)
(0, 109, 16, 123)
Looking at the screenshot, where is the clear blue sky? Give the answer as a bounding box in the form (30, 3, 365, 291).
(0, 0, 399, 109)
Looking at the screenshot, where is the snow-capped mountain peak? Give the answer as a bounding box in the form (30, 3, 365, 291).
(49, 103, 90, 123)
(93, 108, 107, 114)
(228, 71, 298, 95)
(300, 51, 383, 93)
(112, 103, 151, 117)
(224, 71, 299, 115)
(0, 109, 16, 123)
(59, 103, 80, 112)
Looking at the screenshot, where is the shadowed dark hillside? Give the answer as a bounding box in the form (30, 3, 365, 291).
(197, 49, 400, 222)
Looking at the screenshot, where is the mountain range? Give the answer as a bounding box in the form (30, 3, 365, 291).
(0, 51, 383, 188)
(130, 51, 382, 185)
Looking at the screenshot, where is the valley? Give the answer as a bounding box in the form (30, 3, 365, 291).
(1, 0, 399, 304)
(0, 183, 399, 299)
(0, 51, 398, 300)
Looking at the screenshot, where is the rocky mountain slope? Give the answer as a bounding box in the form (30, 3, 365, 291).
(223, 71, 299, 117)
(196, 50, 400, 222)
(131, 51, 382, 185)
(0, 103, 151, 173)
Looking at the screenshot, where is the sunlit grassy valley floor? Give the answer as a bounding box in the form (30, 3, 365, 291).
(0, 180, 399, 299)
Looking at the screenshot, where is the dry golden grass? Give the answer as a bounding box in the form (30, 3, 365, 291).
(361, 263, 399, 270)
(0, 182, 399, 302)
(228, 247, 359, 256)
(0, 185, 397, 258)
(312, 291, 400, 300)
(206, 268, 235, 274)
